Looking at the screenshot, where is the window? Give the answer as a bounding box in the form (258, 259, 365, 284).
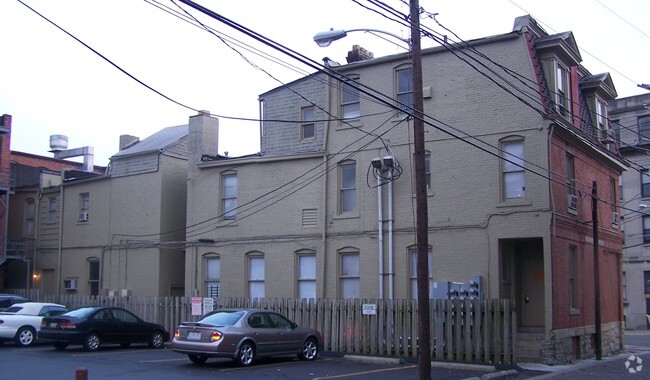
(341, 78, 360, 122)
(205, 256, 220, 298)
(645, 271, 650, 294)
(556, 64, 570, 117)
(410, 249, 433, 300)
(340, 252, 359, 299)
(566, 153, 576, 209)
(639, 115, 650, 142)
(622, 271, 627, 302)
(88, 259, 100, 296)
(48, 197, 57, 223)
(568, 246, 579, 311)
(642, 170, 650, 198)
(596, 99, 608, 140)
(297, 254, 316, 299)
(222, 173, 237, 220)
(248, 255, 265, 299)
(644, 216, 650, 244)
(80, 193, 89, 212)
(301, 106, 315, 140)
(396, 68, 413, 114)
(501, 140, 525, 199)
(25, 198, 35, 237)
(339, 162, 356, 213)
(610, 178, 618, 224)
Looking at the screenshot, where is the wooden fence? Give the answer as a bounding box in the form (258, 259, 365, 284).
(8, 290, 516, 365)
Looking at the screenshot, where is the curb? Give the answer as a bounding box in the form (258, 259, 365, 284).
(461, 369, 518, 380)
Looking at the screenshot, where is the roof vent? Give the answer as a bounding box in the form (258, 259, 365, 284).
(49, 135, 69, 152)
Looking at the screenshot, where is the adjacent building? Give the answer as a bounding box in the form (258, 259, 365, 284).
(610, 93, 650, 330)
(183, 16, 626, 363)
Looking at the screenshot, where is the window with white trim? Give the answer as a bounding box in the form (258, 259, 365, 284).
(48, 197, 57, 223)
(341, 78, 360, 122)
(396, 67, 413, 114)
(340, 252, 359, 299)
(88, 259, 100, 296)
(556, 64, 570, 117)
(301, 106, 315, 140)
(248, 255, 265, 299)
(297, 253, 316, 299)
(339, 162, 356, 213)
(222, 173, 237, 220)
(205, 256, 220, 298)
(501, 140, 525, 199)
(410, 249, 433, 299)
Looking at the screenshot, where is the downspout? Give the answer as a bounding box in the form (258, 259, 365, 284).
(32, 189, 43, 290)
(56, 182, 64, 295)
(388, 169, 394, 300)
(320, 71, 331, 298)
(377, 169, 384, 299)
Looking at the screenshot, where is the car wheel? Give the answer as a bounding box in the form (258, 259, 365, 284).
(83, 332, 101, 351)
(15, 326, 36, 347)
(53, 342, 68, 351)
(188, 354, 208, 364)
(235, 342, 255, 366)
(298, 338, 319, 361)
(148, 330, 164, 349)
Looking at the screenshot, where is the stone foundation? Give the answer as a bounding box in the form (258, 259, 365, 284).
(540, 322, 623, 365)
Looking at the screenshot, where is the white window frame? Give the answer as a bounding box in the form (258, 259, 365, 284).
(501, 140, 525, 199)
(396, 67, 413, 114)
(341, 78, 360, 122)
(248, 255, 265, 299)
(48, 197, 57, 223)
(410, 249, 433, 300)
(301, 106, 315, 140)
(205, 255, 221, 298)
(87, 259, 100, 296)
(297, 253, 316, 300)
(340, 251, 360, 299)
(339, 162, 356, 213)
(222, 172, 237, 220)
(556, 64, 571, 117)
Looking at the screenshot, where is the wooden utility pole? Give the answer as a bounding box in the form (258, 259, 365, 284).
(592, 181, 602, 360)
(410, 0, 432, 378)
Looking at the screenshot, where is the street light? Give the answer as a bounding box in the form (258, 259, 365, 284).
(314, 2, 431, 377)
(313, 28, 410, 47)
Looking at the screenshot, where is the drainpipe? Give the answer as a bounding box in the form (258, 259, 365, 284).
(56, 182, 64, 295)
(377, 169, 384, 299)
(319, 72, 331, 298)
(388, 169, 394, 300)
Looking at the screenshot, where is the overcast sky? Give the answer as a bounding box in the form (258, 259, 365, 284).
(2, 0, 648, 166)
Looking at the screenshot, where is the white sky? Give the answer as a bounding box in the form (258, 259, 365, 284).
(2, 0, 648, 166)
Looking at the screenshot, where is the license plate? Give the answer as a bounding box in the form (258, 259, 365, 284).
(187, 332, 202, 340)
(49, 322, 57, 328)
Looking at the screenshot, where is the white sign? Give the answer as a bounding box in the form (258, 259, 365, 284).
(191, 297, 202, 316)
(203, 297, 214, 314)
(362, 303, 377, 315)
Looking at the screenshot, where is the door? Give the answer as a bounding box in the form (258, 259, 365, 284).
(521, 254, 545, 327)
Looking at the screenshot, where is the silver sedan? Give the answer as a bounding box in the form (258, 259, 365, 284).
(170, 308, 322, 366)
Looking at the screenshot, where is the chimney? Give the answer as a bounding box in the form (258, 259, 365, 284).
(119, 135, 140, 151)
(188, 110, 219, 168)
(346, 45, 374, 63)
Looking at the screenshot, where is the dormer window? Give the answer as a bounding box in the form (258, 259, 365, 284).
(556, 64, 571, 118)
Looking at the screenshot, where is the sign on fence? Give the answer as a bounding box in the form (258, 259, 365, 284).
(362, 303, 377, 315)
(191, 297, 202, 316)
(203, 297, 214, 314)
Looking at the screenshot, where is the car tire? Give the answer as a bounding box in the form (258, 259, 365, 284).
(148, 330, 165, 349)
(53, 342, 68, 350)
(83, 332, 101, 352)
(298, 338, 319, 361)
(188, 354, 208, 365)
(235, 342, 255, 366)
(15, 326, 36, 347)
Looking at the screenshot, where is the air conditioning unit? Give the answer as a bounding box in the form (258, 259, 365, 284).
(568, 194, 578, 209)
(64, 278, 78, 291)
(612, 212, 620, 225)
(77, 212, 89, 222)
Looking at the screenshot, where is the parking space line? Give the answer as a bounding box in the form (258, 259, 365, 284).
(312, 364, 417, 380)
(139, 358, 188, 363)
(216, 357, 333, 372)
(72, 349, 156, 357)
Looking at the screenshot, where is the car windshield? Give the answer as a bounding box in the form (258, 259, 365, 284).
(199, 311, 245, 326)
(61, 307, 97, 318)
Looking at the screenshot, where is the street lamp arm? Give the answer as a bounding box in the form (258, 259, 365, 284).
(313, 28, 409, 47)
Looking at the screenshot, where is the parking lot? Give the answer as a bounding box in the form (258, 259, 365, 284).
(0, 342, 505, 380)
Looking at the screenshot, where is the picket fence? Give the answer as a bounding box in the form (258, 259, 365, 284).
(8, 290, 516, 365)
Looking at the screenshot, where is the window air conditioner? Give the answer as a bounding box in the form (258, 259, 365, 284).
(568, 194, 578, 209)
(77, 212, 89, 222)
(64, 278, 78, 291)
(612, 212, 620, 225)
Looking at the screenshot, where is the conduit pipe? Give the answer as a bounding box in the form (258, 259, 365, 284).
(377, 169, 384, 299)
(388, 169, 394, 300)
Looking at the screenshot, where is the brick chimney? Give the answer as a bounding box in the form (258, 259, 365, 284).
(188, 110, 219, 168)
(346, 45, 374, 63)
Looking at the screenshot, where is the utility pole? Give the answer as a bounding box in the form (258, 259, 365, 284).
(410, 0, 432, 378)
(592, 181, 602, 360)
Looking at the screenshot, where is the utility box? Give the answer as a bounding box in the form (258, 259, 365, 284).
(431, 281, 450, 299)
(469, 275, 483, 301)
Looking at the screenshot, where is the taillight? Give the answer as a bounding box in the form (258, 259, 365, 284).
(174, 329, 180, 339)
(41, 320, 46, 328)
(210, 331, 222, 342)
(60, 321, 76, 329)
